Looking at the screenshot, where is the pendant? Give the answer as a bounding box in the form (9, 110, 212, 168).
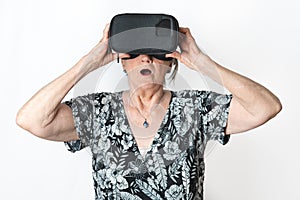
(143, 119, 149, 128)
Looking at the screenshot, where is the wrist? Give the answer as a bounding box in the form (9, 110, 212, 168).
(71, 55, 96, 81)
(192, 54, 214, 72)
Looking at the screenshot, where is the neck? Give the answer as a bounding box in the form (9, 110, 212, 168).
(128, 85, 165, 114)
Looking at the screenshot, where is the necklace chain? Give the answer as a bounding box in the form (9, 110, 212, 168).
(126, 92, 165, 128)
(135, 106, 155, 128)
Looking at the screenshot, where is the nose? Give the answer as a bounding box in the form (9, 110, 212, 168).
(140, 54, 153, 63)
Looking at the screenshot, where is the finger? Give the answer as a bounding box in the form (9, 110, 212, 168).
(102, 23, 110, 41)
(166, 51, 181, 60)
(119, 53, 131, 59)
(179, 27, 193, 38)
(111, 53, 131, 60)
(179, 27, 190, 34)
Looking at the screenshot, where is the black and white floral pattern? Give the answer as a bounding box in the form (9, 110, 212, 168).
(64, 90, 232, 200)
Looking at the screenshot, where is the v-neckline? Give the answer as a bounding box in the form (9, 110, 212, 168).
(118, 90, 174, 159)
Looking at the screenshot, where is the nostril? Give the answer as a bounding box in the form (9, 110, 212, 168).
(142, 59, 151, 63)
(141, 55, 153, 63)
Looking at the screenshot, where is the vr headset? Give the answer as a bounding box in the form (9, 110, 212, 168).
(109, 13, 179, 61)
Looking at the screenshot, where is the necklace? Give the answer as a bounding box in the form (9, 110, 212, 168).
(132, 102, 162, 128)
(135, 109, 151, 128)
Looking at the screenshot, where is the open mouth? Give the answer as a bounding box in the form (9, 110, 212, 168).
(140, 69, 152, 76)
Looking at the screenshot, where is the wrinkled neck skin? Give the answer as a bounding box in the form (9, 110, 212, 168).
(126, 82, 166, 114)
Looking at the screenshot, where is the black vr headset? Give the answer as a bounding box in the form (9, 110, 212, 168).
(109, 13, 179, 61)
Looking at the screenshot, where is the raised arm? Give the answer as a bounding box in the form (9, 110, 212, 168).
(16, 24, 128, 141)
(167, 27, 282, 135)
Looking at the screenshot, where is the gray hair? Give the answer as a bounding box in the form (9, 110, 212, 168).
(168, 59, 178, 82)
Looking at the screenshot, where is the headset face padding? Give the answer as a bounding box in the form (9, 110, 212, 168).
(122, 54, 173, 61)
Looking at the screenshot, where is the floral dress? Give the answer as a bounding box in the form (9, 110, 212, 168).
(64, 90, 232, 200)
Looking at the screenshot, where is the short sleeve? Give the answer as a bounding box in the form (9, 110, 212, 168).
(63, 94, 95, 153)
(202, 91, 232, 145)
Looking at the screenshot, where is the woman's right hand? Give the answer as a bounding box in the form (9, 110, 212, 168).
(166, 27, 206, 71)
(83, 23, 129, 73)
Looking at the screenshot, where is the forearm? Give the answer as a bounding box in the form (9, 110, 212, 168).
(194, 55, 282, 119)
(16, 55, 93, 131)
(171, 27, 281, 133)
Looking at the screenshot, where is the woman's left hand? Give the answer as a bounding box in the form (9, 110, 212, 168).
(166, 27, 208, 71)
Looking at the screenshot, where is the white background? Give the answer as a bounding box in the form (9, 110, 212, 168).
(1, 0, 299, 199)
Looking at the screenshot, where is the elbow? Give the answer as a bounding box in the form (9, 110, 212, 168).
(16, 110, 29, 131)
(259, 99, 282, 124)
(270, 98, 282, 118)
(16, 110, 52, 139)
(250, 98, 282, 128)
(276, 101, 282, 115)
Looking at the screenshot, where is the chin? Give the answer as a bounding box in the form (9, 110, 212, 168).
(130, 81, 164, 91)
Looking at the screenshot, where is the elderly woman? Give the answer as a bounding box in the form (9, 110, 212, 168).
(16, 23, 281, 199)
